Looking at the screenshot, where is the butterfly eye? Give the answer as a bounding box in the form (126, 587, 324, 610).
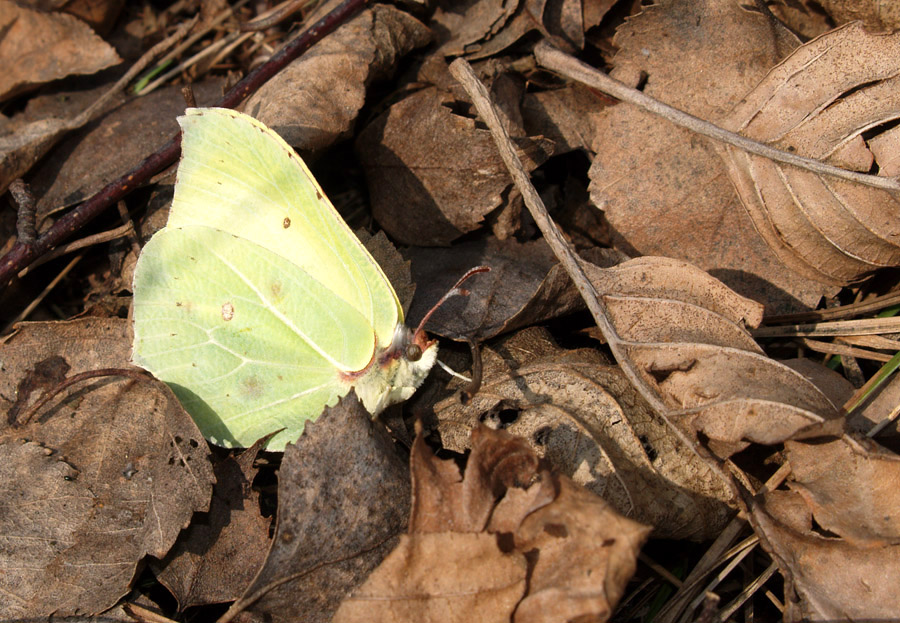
(406, 343, 423, 362)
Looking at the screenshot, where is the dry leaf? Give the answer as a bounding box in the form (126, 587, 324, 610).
(581, 257, 845, 456)
(151, 437, 272, 610)
(433, 0, 524, 57)
(719, 23, 900, 285)
(0, 77, 123, 194)
(357, 86, 553, 245)
(433, 326, 735, 540)
(785, 438, 900, 546)
(243, 4, 431, 152)
(334, 425, 650, 623)
(235, 394, 410, 623)
(513, 477, 649, 622)
(544, 0, 585, 50)
(405, 238, 623, 340)
(334, 532, 528, 623)
(29, 82, 225, 221)
(768, 0, 835, 40)
(587, 0, 832, 312)
(522, 82, 606, 154)
(752, 437, 900, 621)
(818, 0, 900, 30)
(0, 318, 214, 618)
(0, 1, 121, 102)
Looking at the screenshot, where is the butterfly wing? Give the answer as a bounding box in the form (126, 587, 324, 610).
(133, 107, 404, 450)
(168, 107, 403, 354)
(133, 226, 379, 449)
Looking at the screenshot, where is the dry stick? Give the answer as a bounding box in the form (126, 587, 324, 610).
(655, 461, 791, 623)
(0, 0, 368, 289)
(448, 59, 736, 497)
(763, 290, 900, 324)
(134, 0, 249, 95)
(753, 315, 900, 338)
(533, 41, 900, 194)
(798, 337, 892, 363)
(3, 254, 84, 332)
(20, 222, 136, 275)
(242, 0, 308, 30)
(116, 200, 144, 258)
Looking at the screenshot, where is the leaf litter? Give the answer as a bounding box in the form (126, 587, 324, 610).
(2, 0, 900, 621)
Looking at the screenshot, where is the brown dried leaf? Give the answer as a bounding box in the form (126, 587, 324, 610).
(433, 0, 523, 57)
(768, 0, 834, 40)
(544, 0, 585, 50)
(459, 0, 548, 61)
(0, 1, 120, 102)
(752, 438, 900, 621)
(0, 318, 214, 618)
(719, 23, 900, 285)
(411, 422, 539, 533)
(433, 326, 734, 541)
(406, 238, 622, 340)
(785, 439, 900, 546)
(236, 393, 410, 623)
(522, 82, 606, 155)
(818, 0, 900, 30)
(588, 0, 830, 312)
(357, 87, 553, 246)
(781, 358, 855, 414)
(334, 532, 528, 623)
(151, 437, 272, 610)
(582, 257, 846, 456)
(243, 4, 430, 152)
(335, 425, 649, 623)
(513, 477, 650, 622)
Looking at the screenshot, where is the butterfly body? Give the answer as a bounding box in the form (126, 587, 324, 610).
(132, 108, 436, 450)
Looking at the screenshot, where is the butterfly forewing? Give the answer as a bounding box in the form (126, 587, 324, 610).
(167, 108, 403, 355)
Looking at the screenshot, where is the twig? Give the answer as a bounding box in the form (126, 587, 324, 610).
(655, 463, 790, 623)
(3, 253, 84, 332)
(117, 200, 144, 257)
(533, 41, 900, 193)
(462, 336, 483, 403)
(133, 1, 246, 95)
(753, 315, 900, 338)
(717, 562, 779, 621)
(448, 58, 735, 489)
(797, 337, 892, 363)
(15, 368, 151, 425)
(0, 0, 368, 288)
(20, 222, 136, 275)
(241, 0, 308, 31)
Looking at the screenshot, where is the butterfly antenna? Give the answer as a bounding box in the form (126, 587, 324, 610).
(414, 266, 491, 337)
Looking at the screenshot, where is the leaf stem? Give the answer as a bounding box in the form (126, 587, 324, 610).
(533, 41, 900, 193)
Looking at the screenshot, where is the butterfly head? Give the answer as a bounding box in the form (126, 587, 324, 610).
(353, 266, 490, 418)
(353, 324, 438, 417)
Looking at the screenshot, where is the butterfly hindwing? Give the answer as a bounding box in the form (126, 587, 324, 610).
(132, 225, 374, 448)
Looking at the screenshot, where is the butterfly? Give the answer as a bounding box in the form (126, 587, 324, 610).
(132, 108, 438, 450)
